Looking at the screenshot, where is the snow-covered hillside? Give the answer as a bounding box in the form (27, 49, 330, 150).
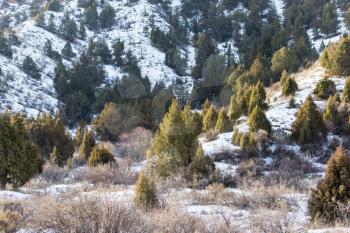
(0, 0, 196, 115)
(2, 0, 347, 117)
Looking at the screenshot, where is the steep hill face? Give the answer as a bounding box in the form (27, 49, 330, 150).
(0, 0, 195, 115)
(0, 0, 348, 117)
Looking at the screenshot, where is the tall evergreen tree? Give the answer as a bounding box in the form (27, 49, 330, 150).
(99, 4, 116, 29)
(0, 113, 40, 188)
(192, 33, 216, 79)
(321, 2, 339, 36)
(149, 99, 195, 176)
(190, 146, 215, 177)
(62, 42, 75, 59)
(22, 56, 41, 79)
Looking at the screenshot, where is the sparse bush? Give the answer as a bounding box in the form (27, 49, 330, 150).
(81, 161, 136, 186)
(28, 197, 144, 233)
(118, 127, 152, 161)
(236, 159, 264, 182)
(0, 201, 23, 233)
(40, 163, 69, 184)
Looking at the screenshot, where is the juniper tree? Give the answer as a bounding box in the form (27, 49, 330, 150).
(248, 81, 267, 114)
(202, 104, 218, 132)
(342, 76, 350, 103)
(50, 146, 59, 165)
(282, 77, 298, 96)
(190, 146, 215, 178)
(271, 47, 299, 75)
(323, 94, 341, 130)
(321, 2, 339, 36)
(313, 77, 336, 99)
(99, 4, 116, 29)
(215, 107, 231, 133)
(248, 105, 271, 135)
(309, 147, 350, 223)
(134, 172, 157, 209)
(62, 42, 75, 59)
(85, 3, 98, 30)
(200, 99, 211, 119)
(228, 95, 242, 121)
(0, 35, 12, 58)
(88, 146, 115, 167)
(320, 36, 350, 76)
(79, 23, 86, 39)
(44, 39, 53, 57)
(113, 39, 124, 66)
(79, 128, 95, 160)
(149, 99, 194, 176)
(292, 96, 326, 144)
(0, 113, 40, 188)
(29, 113, 74, 166)
(23, 56, 41, 79)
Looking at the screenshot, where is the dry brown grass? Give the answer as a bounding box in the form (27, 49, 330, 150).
(77, 161, 137, 187)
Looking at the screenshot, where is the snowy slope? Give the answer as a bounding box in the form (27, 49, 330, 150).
(0, 0, 348, 117)
(0, 0, 194, 115)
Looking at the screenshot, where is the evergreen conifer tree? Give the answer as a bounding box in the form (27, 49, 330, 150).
(0, 113, 40, 188)
(228, 95, 242, 121)
(248, 105, 271, 135)
(215, 107, 231, 133)
(0, 35, 12, 58)
(22, 56, 41, 79)
(79, 23, 86, 39)
(309, 147, 350, 223)
(292, 96, 326, 144)
(202, 104, 218, 132)
(282, 77, 298, 96)
(342, 76, 350, 102)
(190, 146, 215, 177)
(248, 81, 267, 114)
(134, 172, 157, 209)
(79, 128, 96, 159)
(99, 4, 116, 29)
(88, 146, 115, 167)
(149, 99, 193, 176)
(50, 146, 59, 165)
(62, 42, 75, 59)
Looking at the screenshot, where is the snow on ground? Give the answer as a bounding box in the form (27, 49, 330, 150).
(200, 132, 240, 159)
(0, 190, 31, 200)
(267, 61, 346, 133)
(0, 0, 194, 115)
(308, 228, 350, 233)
